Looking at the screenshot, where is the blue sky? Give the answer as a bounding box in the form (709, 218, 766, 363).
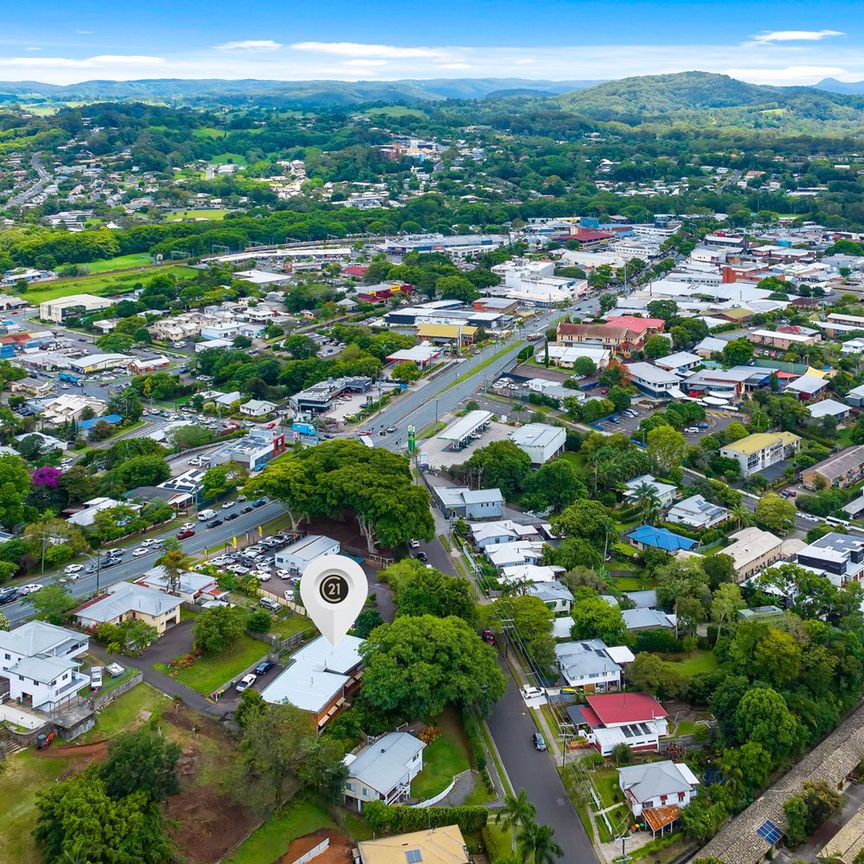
(2, 0, 864, 85)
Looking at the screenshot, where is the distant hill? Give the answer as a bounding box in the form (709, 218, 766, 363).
(555, 71, 864, 128)
(815, 77, 864, 95)
(0, 77, 601, 108)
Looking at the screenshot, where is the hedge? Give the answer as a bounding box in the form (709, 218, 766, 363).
(363, 801, 488, 834)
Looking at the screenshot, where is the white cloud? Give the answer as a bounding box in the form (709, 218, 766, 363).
(726, 65, 855, 85)
(749, 29, 844, 45)
(215, 39, 283, 52)
(0, 54, 163, 69)
(436, 62, 473, 70)
(341, 59, 388, 67)
(291, 41, 449, 59)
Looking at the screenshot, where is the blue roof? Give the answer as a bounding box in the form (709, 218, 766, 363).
(79, 414, 122, 430)
(627, 525, 697, 552)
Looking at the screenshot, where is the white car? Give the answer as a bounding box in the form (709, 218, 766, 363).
(64, 564, 84, 574)
(276, 569, 292, 580)
(132, 547, 149, 557)
(409, 539, 420, 549)
(222, 500, 236, 510)
(235, 673, 257, 692)
(255, 572, 271, 582)
(19, 583, 43, 595)
(141, 538, 155, 547)
(521, 685, 545, 701)
(180, 523, 195, 532)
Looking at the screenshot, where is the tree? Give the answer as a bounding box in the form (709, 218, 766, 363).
(647, 300, 679, 323)
(681, 797, 729, 844)
(245, 458, 316, 533)
(607, 386, 632, 412)
(354, 607, 384, 638)
(722, 338, 754, 367)
(552, 499, 616, 553)
(170, 424, 213, 450)
(387, 560, 477, 626)
(496, 790, 537, 852)
(299, 737, 349, 804)
(569, 590, 627, 644)
(155, 545, 191, 594)
(710, 583, 744, 643)
(719, 741, 772, 807)
(100, 727, 181, 803)
(361, 615, 506, 719)
(26, 584, 75, 625)
(644, 334, 671, 360)
(626, 653, 686, 700)
(647, 426, 687, 475)
(734, 687, 798, 760)
(630, 481, 662, 525)
(489, 596, 556, 673)
(611, 742, 633, 766)
(391, 360, 421, 383)
(703, 553, 735, 589)
(111, 454, 170, 491)
(752, 628, 802, 688)
(436, 274, 478, 302)
(192, 605, 245, 654)
(232, 702, 317, 814)
(235, 688, 266, 729)
(517, 821, 563, 864)
(463, 440, 532, 499)
(522, 459, 586, 512)
(283, 334, 319, 359)
(572, 356, 596, 377)
(754, 493, 796, 535)
(0, 454, 31, 528)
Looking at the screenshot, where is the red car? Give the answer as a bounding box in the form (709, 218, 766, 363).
(176, 528, 196, 540)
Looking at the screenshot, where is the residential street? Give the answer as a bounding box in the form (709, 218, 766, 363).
(487, 663, 596, 864)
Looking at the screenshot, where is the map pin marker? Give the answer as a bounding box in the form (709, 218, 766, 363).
(300, 555, 368, 647)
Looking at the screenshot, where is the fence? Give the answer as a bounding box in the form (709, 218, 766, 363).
(288, 839, 330, 864)
(93, 671, 144, 710)
(411, 774, 460, 808)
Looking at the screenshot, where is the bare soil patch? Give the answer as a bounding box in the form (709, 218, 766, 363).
(277, 829, 354, 864)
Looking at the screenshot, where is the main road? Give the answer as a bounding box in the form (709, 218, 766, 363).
(2, 500, 286, 627)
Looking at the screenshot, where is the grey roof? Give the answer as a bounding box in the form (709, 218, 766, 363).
(618, 760, 693, 803)
(625, 361, 680, 385)
(787, 374, 828, 395)
(805, 445, 864, 482)
(668, 494, 728, 524)
(624, 590, 657, 609)
(527, 581, 574, 604)
(622, 608, 674, 630)
(347, 732, 425, 793)
(139, 566, 215, 595)
(10, 654, 78, 684)
(0, 621, 83, 658)
(555, 640, 621, 682)
(656, 351, 701, 369)
(75, 582, 182, 624)
(278, 534, 340, 563)
(436, 486, 503, 508)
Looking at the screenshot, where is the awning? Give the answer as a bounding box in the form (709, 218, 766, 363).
(643, 806, 681, 834)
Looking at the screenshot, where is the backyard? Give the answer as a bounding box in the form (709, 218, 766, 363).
(153, 634, 268, 695)
(410, 711, 471, 801)
(662, 649, 719, 677)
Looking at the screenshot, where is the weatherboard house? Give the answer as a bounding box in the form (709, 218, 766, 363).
(567, 692, 668, 756)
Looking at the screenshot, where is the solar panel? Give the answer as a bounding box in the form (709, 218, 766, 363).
(405, 851, 423, 864)
(756, 820, 783, 845)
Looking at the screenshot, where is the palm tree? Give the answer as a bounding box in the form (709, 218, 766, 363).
(156, 544, 191, 595)
(496, 790, 537, 852)
(517, 822, 563, 864)
(631, 481, 661, 525)
(731, 505, 752, 531)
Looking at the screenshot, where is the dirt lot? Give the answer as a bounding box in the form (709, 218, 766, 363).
(278, 829, 353, 864)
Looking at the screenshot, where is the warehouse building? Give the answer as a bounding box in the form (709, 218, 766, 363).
(39, 294, 113, 322)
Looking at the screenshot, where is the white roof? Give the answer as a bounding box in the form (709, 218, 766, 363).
(752, 328, 815, 343)
(808, 398, 849, 419)
(605, 645, 636, 664)
(787, 375, 827, 395)
(439, 410, 493, 442)
(509, 423, 566, 450)
(0, 620, 82, 658)
(655, 351, 701, 370)
(625, 361, 680, 385)
(387, 346, 441, 363)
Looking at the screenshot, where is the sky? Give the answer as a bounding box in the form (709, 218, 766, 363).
(3, 0, 864, 86)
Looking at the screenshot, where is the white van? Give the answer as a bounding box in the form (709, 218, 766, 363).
(197, 509, 217, 521)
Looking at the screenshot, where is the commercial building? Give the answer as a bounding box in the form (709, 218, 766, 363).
(261, 635, 364, 728)
(67, 353, 131, 374)
(0, 621, 89, 711)
(802, 445, 864, 490)
(556, 319, 663, 358)
(432, 486, 504, 520)
(624, 362, 683, 399)
(39, 293, 113, 322)
(748, 328, 819, 351)
(274, 535, 341, 574)
(438, 410, 493, 451)
(509, 423, 566, 464)
(127, 356, 172, 375)
(343, 732, 425, 812)
(385, 345, 442, 367)
(724, 527, 784, 579)
(357, 826, 469, 864)
(289, 376, 371, 413)
(209, 428, 287, 472)
(41, 394, 106, 423)
(545, 343, 611, 369)
(719, 431, 801, 477)
(73, 582, 182, 635)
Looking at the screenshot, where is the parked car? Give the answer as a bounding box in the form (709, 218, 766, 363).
(176, 529, 196, 540)
(222, 500, 236, 510)
(90, 666, 104, 690)
(254, 659, 275, 676)
(414, 551, 428, 563)
(240, 505, 254, 514)
(206, 518, 224, 529)
(0, 586, 18, 604)
(235, 673, 257, 693)
(521, 685, 544, 701)
(532, 733, 547, 752)
(409, 539, 421, 549)
(259, 597, 279, 612)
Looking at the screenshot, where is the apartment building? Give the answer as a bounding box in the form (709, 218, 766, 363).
(719, 431, 801, 477)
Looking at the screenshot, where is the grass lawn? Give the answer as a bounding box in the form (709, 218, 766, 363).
(270, 612, 312, 640)
(193, 126, 227, 138)
(82, 681, 170, 742)
(610, 575, 644, 591)
(663, 649, 719, 677)
(592, 767, 624, 810)
(411, 721, 471, 801)
(559, 451, 586, 471)
(478, 823, 514, 861)
(0, 749, 69, 863)
(223, 799, 335, 864)
(211, 152, 248, 165)
(166, 208, 229, 221)
(20, 265, 198, 304)
(153, 634, 268, 695)
(83, 252, 153, 273)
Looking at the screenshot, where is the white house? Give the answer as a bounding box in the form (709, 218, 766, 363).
(470, 520, 541, 549)
(344, 732, 426, 812)
(240, 399, 277, 417)
(509, 423, 566, 464)
(0, 621, 90, 710)
(526, 581, 574, 614)
(623, 475, 678, 509)
(568, 692, 668, 756)
(555, 639, 630, 692)
(666, 495, 729, 530)
(618, 760, 699, 818)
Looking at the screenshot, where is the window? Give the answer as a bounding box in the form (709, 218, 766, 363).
(346, 782, 353, 791)
(405, 851, 423, 864)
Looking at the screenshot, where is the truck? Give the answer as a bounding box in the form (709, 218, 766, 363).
(58, 372, 80, 385)
(291, 421, 317, 437)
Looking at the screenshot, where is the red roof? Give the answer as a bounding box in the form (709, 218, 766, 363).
(604, 316, 666, 334)
(570, 228, 614, 242)
(577, 704, 602, 727)
(342, 266, 369, 277)
(586, 693, 666, 726)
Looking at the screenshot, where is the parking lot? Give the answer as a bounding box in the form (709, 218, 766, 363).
(593, 402, 741, 441)
(418, 417, 514, 469)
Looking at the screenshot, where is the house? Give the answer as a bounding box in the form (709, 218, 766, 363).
(526, 581, 574, 614)
(786, 374, 829, 401)
(622, 608, 676, 632)
(343, 732, 425, 811)
(666, 495, 729, 530)
(136, 566, 221, 604)
(239, 399, 277, 417)
(624, 362, 682, 399)
(545, 343, 611, 369)
(655, 351, 701, 374)
(470, 520, 541, 548)
(0, 621, 89, 711)
(260, 635, 364, 729)
(719, 431, 801, 477)
(808, 399, 851, 423)
(432, 486, 504, 520)
(846, 383, 864, 408)
(802, 445, 864, 490)
(274, 536, 340, 574)
(73, 582, 182, 635)
(39, 293, 113, 322)
(509, 423, 566, 464)
(567, 692, 668, 756)
(693, 336, 728, 358)
(8, 377, 53, 397)
(724, 527, 784, 580)
(555, 639, 630, 692)
(623, 475, 678, 509)
(618, 760, 699, 833)
(41, 394, 106, 423)
(499, 564, 563, 585)
(65, 496, 129, 528)
(486, 541, 544, 570)
(627, 525, 698, 553)
(357, 826, 469, 864)
(556, 322, 654, 358)
(796, 533, 864, 587)
(748, 328, 819, 351)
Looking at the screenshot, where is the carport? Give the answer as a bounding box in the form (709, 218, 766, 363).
(438, 409, 493, 451)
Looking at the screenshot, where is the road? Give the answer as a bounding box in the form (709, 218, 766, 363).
(487, 665, 596, 864)
(2, 499, 286, 626)
(8, 152, 51, 206)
